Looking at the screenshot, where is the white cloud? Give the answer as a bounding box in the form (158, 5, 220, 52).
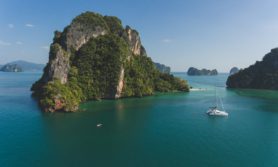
(25, 24, 34, 28)
(161, 39, 172, 43)
(8, 24, 14, 28)
(16, 41, 23, 45)
(41, 46, 49, 51)
(0, 40, 11, 46)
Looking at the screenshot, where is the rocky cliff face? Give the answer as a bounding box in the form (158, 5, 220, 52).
(31, 11, 189, 112)
(38, 14, 109, 85)
(227, 48, 278, 89)
(115, 67, 125, 98)
(40, 44, 70, 84)
(114, 26, 145, 97)
(124, 26, 142, 56)
(61, 22, 107, 51)
(187, 67, 218, 76)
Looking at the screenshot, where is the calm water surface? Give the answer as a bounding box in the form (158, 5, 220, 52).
(1, 72, 278, 167)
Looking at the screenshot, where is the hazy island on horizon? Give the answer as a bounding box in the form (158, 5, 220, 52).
(187, 67, 218, 76)
(0, 60, 45, 72)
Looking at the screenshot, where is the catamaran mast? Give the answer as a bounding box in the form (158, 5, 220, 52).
(219, 96, 225, 111)
(215, 86, 218, 108)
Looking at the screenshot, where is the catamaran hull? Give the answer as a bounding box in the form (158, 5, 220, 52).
(207, 109, 228, 116)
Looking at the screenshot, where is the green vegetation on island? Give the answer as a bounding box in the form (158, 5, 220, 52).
(187, 67, 218, 76)
(227, 48, 278, 90)
(31, 12, 189, 112)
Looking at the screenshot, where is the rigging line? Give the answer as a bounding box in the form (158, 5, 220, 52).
(219, 95, 225, 111)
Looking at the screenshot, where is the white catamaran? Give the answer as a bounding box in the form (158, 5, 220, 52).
(207, 87, 228, 116)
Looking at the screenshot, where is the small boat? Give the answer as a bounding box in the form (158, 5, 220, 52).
(97, 123, 103, 127)
(207, 87, 228, 117)
(207, 107, 228, 116)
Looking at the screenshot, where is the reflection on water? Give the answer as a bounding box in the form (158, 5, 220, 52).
(231, 89, 278, 100)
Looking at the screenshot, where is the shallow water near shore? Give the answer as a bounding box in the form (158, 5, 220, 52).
(1, 72, 278, 167)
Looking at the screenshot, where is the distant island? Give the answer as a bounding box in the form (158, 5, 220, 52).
(154, 62, 171, 74)
(187, 67, 218, 76)
(31, 12, 190, 112)
(0, 64, 23, 72)
(227, 48, 278, 90)
(0, 60, 45, 72)
(229, 67, 239, 76)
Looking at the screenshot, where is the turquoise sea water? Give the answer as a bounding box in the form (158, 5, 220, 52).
(1, 72, 278, 167)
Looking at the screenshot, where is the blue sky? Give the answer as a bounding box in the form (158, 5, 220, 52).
(1, 0, 278, 72)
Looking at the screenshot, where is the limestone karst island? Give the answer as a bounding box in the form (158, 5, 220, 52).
(31, 12, 189, 112)
(227, 48, 278, 90)
(2, 1, 278, 167)
(187, 67, 218, 76)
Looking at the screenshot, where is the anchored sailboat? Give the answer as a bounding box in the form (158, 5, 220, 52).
(207, 87, 228, 116)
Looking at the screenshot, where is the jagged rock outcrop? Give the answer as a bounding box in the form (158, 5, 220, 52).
(31, 11, 189, 112)
(154, 63, 171, 74)
(227, 48, 278, 90)
(187, 67, 218, 76)
(229, 67, 239, 76)
(0, 64, 23, 72)
(115, 67, 125, 98)
(40, 44, 70, 84)
(60, 18, 108, 51)
(124, 26, 141, 55)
